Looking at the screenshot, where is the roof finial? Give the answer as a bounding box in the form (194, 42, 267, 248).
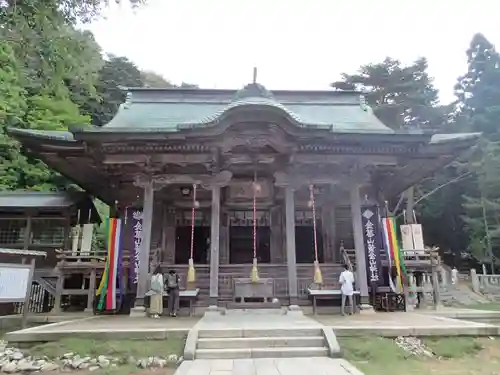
(252, 67, 257, 84)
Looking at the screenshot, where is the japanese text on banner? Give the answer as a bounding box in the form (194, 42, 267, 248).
(361, 206, 382, 287)
(132, 210, 143, 284)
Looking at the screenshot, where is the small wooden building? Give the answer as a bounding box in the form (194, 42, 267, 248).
(7, 83, 480, 312)
(0, 191, 100, 313)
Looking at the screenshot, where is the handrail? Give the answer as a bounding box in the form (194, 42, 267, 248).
(340, 241, 353, 272)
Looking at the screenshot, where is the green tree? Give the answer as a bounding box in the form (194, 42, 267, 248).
(454, 33, 500, 268)
(141, 70, 175, 88)
(333, 57, 468, 256)
(0, 0, 145, 23)
(0, 41, 27, 190)
(0, 2, 102, 190)
(89, 55, 143, 126)
(332, 57, 445, 130)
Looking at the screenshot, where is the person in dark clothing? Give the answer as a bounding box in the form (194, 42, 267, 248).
(166, 270, 180, 317)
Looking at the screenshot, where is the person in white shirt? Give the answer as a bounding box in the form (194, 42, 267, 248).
(451, 267, 459, 285)
(339, 264, 355, 316)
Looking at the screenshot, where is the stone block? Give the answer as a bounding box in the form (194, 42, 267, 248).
(129, 306, 147, 318)
(322, 327, 341, 357)
(195, 348, 252, 359)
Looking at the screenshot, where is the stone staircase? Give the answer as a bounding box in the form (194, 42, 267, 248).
(440, 283, 490, 306)
(195, 327, 329, 359)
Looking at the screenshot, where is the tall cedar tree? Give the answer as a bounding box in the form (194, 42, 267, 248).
(455, 33, 500, 268)
(332, 57, 445, 130)
(332, 57, 468, 256)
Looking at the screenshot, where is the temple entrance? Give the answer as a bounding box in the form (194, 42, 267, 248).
(228, 210, 271, 264)
(175, 227, 210, 264)
(295, 226, 324, 263)
(295, 211, 324, 263)
(229, 227, 271, 264)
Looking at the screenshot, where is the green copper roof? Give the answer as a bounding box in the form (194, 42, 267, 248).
(8, 128, 75, 141)
(0, 191, 101, 223)
(94, 84, 394, 134)
(6, 85, 481, 144)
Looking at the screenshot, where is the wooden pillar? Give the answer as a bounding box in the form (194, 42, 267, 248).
(160, 204, 167, 264)
(405, 187, 415, 224)
(164, 208, 176, 264)
(270, 206, 283, 263)
(23, 214, 32, 250)
(220, 211, 229, 264)
(321, 204, 336, 263)
(350, 184, 371, 308)
(285, 186, 298, 305)
(330, 206, 338, 262)
(52, 271, 64, 314)
(209, 186, 221, 306)
(85, 268, 96, 312)
(131, 180, 154, 316)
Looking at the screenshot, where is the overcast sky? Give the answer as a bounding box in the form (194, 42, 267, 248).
(88, 0, 500, 104)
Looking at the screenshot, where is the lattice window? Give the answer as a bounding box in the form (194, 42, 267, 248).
(175, 210, 209, 226)
(0, 218, 26, 245)
(229, 211, 270, 227)
(31, 219, 65, 246)
(295, 211, 315, 226)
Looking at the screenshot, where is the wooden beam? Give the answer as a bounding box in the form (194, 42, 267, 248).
(134, 170, 233, 189)
(103, 154, 149, 164)
(292, 154, 398, 166)
(102, 153, 213, 165)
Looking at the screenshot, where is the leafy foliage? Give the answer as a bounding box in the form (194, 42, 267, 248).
(332, 57, 445, 130)
(0, 2, 101, 191)
(453, 33, 500, 267)
(88, 55, 143, 126)
(0, 0, 145, 23)
(332, 56, 464, 253)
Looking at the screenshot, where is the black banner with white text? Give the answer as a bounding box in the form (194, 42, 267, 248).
(361, 206, 382, 288)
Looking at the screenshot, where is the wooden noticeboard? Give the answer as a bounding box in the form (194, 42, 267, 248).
(0, 260, 35, 328)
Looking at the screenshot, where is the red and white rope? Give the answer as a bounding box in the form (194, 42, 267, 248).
(309, 184, 319, 263)
(190, 183, 197, 260)
(253, 174, 257, 259)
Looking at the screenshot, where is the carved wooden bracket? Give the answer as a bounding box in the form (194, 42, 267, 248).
(133, 170, 233, 189)
(201, 170, 233, 190)
(274, 165, 370, 189)
(220, 125, 297, 154)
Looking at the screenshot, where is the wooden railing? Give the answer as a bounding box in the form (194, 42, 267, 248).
(343, 248, 432, 267)
(340, 241, 353, 272)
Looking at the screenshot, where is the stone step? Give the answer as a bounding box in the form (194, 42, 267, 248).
(225, 302, 282, 309)
(195, 346, 329, 359)
(197, 336, 325, 349)
(198, 328, 323, 339)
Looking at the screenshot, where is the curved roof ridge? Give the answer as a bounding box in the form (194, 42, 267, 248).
(176, 96, 333, 130)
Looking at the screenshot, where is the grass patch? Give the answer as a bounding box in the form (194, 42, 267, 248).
(338, 336, 500, 375)
(0, 319, 42, 339)
(423, 337, 483, 358)
(29, 336, 185, 360)
(339, 336, 425, 375)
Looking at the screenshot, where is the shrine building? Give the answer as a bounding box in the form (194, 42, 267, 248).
(7, 82, 480, 312)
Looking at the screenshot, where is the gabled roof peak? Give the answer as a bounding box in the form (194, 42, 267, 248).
(232, 82, 275, 101)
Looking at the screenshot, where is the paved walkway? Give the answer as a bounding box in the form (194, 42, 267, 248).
(314, 310, 499, 336)
(194, 309, 321, 330)
(175, 358, 363, 375)
(6, 307, 500, 342)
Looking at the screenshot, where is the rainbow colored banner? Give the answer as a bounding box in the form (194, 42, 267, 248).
(96, 218, 123, 311)
(381, 217, 407, 293)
